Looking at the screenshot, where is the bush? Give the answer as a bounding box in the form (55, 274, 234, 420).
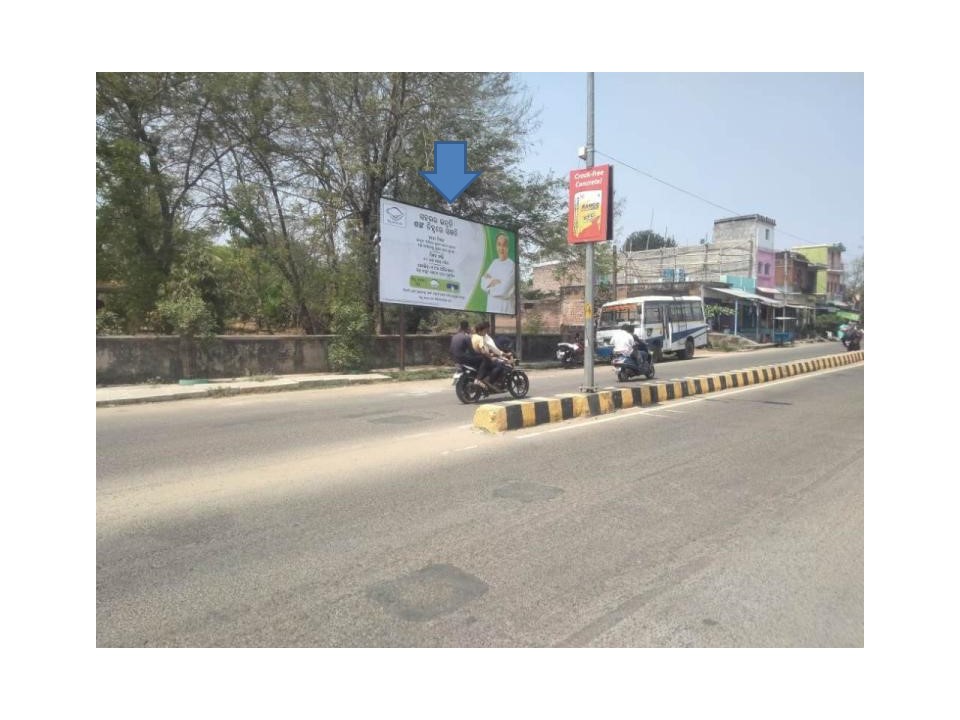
(704, 304, 735, 331)
(814, 312, 843, 337)
(96, 308, 125, 335)
(329, 301, 373, 372)
(154, 289, 217, 338)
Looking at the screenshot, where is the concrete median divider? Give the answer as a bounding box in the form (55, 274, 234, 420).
(472, 350, 864, 433)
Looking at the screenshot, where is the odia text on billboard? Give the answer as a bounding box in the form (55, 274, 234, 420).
(379, 198, 518, 314)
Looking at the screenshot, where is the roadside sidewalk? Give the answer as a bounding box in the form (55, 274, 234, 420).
(96, 372, 396, 407)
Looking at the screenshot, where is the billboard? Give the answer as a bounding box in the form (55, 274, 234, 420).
(567, 164, 613, 243)
(379, 198, 518, 314)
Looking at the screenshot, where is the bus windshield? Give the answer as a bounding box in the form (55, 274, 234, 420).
(597, 303, 638, 330)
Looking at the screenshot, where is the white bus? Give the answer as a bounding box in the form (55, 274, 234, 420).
(596, 295, 709, 361)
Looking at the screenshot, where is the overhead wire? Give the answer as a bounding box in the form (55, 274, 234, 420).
(594, 149, 812, 245)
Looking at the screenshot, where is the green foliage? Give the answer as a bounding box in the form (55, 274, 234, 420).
(846, 255, 864, 312)
(524, 312, 544, 335)
(150, 238, 226, 337)
(704, 304, 735, 320)
(329, 301, 374, 372)
(96, 308, 125, 335)
(154, 290, 217, 338)
(521, 285, 550, 301)
(814, 312, 844, 335)
(97, 72, 571, 338)
(623, 230, 676, 251)
(97, 73, 217, 332)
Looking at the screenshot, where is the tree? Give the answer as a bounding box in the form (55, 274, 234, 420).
(845, 255, 864, 313)
(97, 72, 570, 337)
(201, 73, 329, 333)
(97, 73, 228, 331)
(622, 230, 676, 252)
(289, 72, 566, 331)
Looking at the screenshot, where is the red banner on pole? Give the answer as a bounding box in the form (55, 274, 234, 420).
(567, 164, 613, 244)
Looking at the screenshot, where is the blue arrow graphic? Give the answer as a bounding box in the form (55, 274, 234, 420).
(419, 141, 481, 203)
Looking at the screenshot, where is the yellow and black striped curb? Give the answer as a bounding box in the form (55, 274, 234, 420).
(472, 350, 864, 433)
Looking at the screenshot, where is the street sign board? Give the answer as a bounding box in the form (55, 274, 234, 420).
(567, 164, 613, 244)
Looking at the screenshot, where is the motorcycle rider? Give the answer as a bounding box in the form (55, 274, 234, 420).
(482, 324, 513, 388)
(470, 321, 508, 390)
(450, 320, 478, 368)
(842, 322, 862, 350)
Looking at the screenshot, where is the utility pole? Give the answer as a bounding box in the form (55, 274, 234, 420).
(581, 72, 597, 392)
(612, 243, 618, 300)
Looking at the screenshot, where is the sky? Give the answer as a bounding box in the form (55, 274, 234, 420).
(513, 72, 864, 260)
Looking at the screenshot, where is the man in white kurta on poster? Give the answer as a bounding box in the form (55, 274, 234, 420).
(482, 232, 515, 314)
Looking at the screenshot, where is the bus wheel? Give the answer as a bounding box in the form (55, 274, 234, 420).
(682, 338, 695, 359)
(653, 345, 663, 363)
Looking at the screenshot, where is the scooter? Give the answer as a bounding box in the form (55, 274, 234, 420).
(453, 358, 530, 404)
(556, 341, 584, 368)
(842, 329, 862, 351)
(612, 350, 655, 382)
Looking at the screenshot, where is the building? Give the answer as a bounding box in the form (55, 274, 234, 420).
(526, 214, 850, 342)
(712, 213, 777, 287)
(786, 243, 847, 305)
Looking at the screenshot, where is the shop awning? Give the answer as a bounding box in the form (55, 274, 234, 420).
(835, 310, 861, 321)
(708, 287, 784, 307)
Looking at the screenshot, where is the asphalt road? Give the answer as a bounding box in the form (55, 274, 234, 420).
(96, 342, 848, 482)
(97, 348, 863, 647)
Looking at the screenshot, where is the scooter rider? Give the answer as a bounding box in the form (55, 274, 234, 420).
(610, 323, 639, 360)
(631, 326, 652, 365)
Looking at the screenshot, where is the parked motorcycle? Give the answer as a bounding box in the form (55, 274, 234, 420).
(612, 350, 655, 382)
(556, 341, 584, 368)
(453, 358, 530, 404)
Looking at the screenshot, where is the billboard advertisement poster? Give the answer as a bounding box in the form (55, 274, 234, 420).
(379, 198, 517, 315)
(567, 164, 613, 243)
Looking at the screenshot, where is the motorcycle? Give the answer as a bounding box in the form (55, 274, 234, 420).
(556, 341, 584, 368)
(453, 358, 530, 404)
(612, 350, 655, 382)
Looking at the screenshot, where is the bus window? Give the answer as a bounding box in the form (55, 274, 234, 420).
(644, 302, 662, 324)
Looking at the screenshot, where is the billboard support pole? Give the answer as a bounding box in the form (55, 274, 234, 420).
(399, 304, 406, 372)
(515, 233, 522, 362)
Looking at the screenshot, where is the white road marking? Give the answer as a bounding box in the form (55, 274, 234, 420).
(441, 445, 478, 455)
